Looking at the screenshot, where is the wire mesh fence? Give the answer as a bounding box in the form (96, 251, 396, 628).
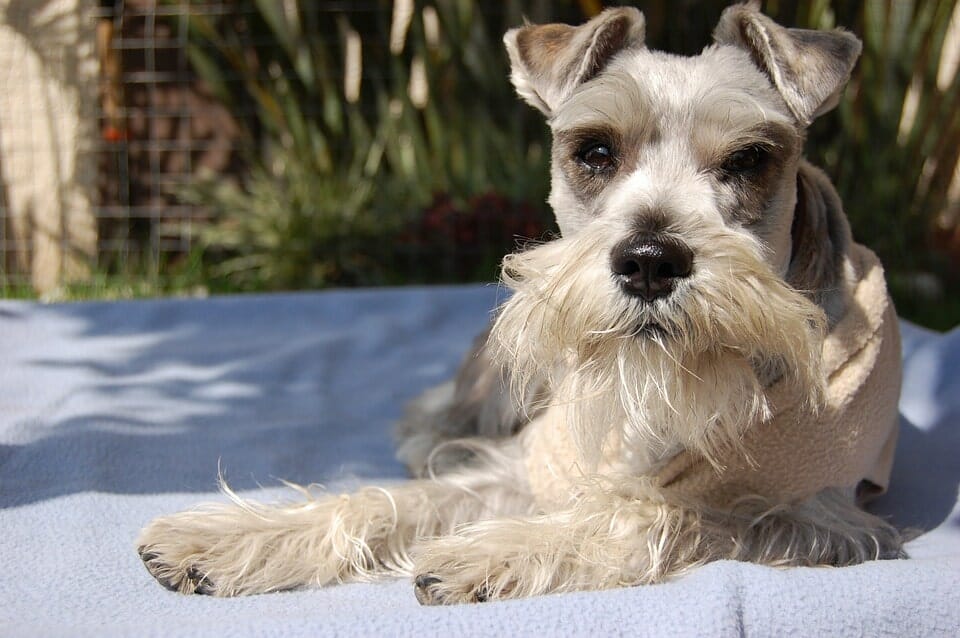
(0, 0, 237, 292)
(94, 0, 242, 277)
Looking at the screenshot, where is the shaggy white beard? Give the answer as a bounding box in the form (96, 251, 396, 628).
(490, 219, 827, 473)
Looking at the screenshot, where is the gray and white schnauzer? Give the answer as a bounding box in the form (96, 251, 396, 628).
(138, 2, 904, 604)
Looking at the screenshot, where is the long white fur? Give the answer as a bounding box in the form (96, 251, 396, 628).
(490, 216, 825, 474)
(139, 439, 535, 596)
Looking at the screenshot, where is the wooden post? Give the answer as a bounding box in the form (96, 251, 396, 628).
(0, 0, 99, 295)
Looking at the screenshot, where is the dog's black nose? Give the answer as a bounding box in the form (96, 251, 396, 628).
(610, 234, 693, 301)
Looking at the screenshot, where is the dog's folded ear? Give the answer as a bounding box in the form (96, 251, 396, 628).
(504, 7, 646, 116)
(713, 1, 861, 125)
(787, 163, 853, 323)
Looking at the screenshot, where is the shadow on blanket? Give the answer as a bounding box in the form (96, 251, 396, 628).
(1, 293, 472, 507)
(871, 416, 960, 532)
(870, 322, 960, 533)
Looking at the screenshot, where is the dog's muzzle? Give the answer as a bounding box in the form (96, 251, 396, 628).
(610, 233, 694, 301)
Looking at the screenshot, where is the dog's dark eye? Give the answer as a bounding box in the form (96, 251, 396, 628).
(721, 146, 766, 174)
(576, 142, 616, 172)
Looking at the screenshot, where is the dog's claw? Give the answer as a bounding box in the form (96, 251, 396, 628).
(414, 573, 489, 605)
(185, 566, 217, 595)
(138, 548, 179, 593)
(414, 574, 443, 605)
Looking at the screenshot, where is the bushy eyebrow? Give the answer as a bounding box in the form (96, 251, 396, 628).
(550, 68, 658, 135)
(695, 120, 801, 167)
(730, 122, 798, 150)
(554, 124, 624, 150)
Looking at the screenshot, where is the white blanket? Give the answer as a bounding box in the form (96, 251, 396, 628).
(0, 287, 957, 637)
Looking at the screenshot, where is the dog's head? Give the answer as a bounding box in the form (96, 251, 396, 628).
(494, 3, 861, 470)
(504, 1, 860, 283)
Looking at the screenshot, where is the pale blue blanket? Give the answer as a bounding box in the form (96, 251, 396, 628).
(1, 287, 957, 637)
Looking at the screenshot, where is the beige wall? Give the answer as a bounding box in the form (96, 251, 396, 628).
(0, 0, 98, 294)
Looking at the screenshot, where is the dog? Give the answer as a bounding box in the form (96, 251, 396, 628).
(137, 2, 904, 605)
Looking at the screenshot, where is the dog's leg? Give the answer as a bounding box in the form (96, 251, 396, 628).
(412, 482, 904, 605)
(723, 487, 906, 567)
(412, 478, 705, 604)
(137, 440, 533, 596)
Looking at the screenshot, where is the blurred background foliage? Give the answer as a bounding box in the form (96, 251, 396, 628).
(173, 0, 960, 329)
(178, 0, 561, 290)
(16, 0, 955, 330)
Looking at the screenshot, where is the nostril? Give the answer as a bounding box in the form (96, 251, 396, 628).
(655, 262, 675, 279)
(614, 256, 641, 277)
(655, 250, 693, 280)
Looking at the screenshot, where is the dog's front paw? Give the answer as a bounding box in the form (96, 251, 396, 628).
(136, 514, 227, 596)
(138, 544, 218, 595)
(412, 535, 534, 605)
(135, 505, 290, 597)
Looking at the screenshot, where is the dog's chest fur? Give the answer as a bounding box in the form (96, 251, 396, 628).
(516, 240, 901, 511)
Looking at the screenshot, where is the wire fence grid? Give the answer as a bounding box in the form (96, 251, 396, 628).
(0, 0, 283, 291)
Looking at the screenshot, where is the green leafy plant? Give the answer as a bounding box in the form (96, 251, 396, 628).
(177, 0, 959, 328)
(179, 0, 564, 290)
(798, 0, 960, 329)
